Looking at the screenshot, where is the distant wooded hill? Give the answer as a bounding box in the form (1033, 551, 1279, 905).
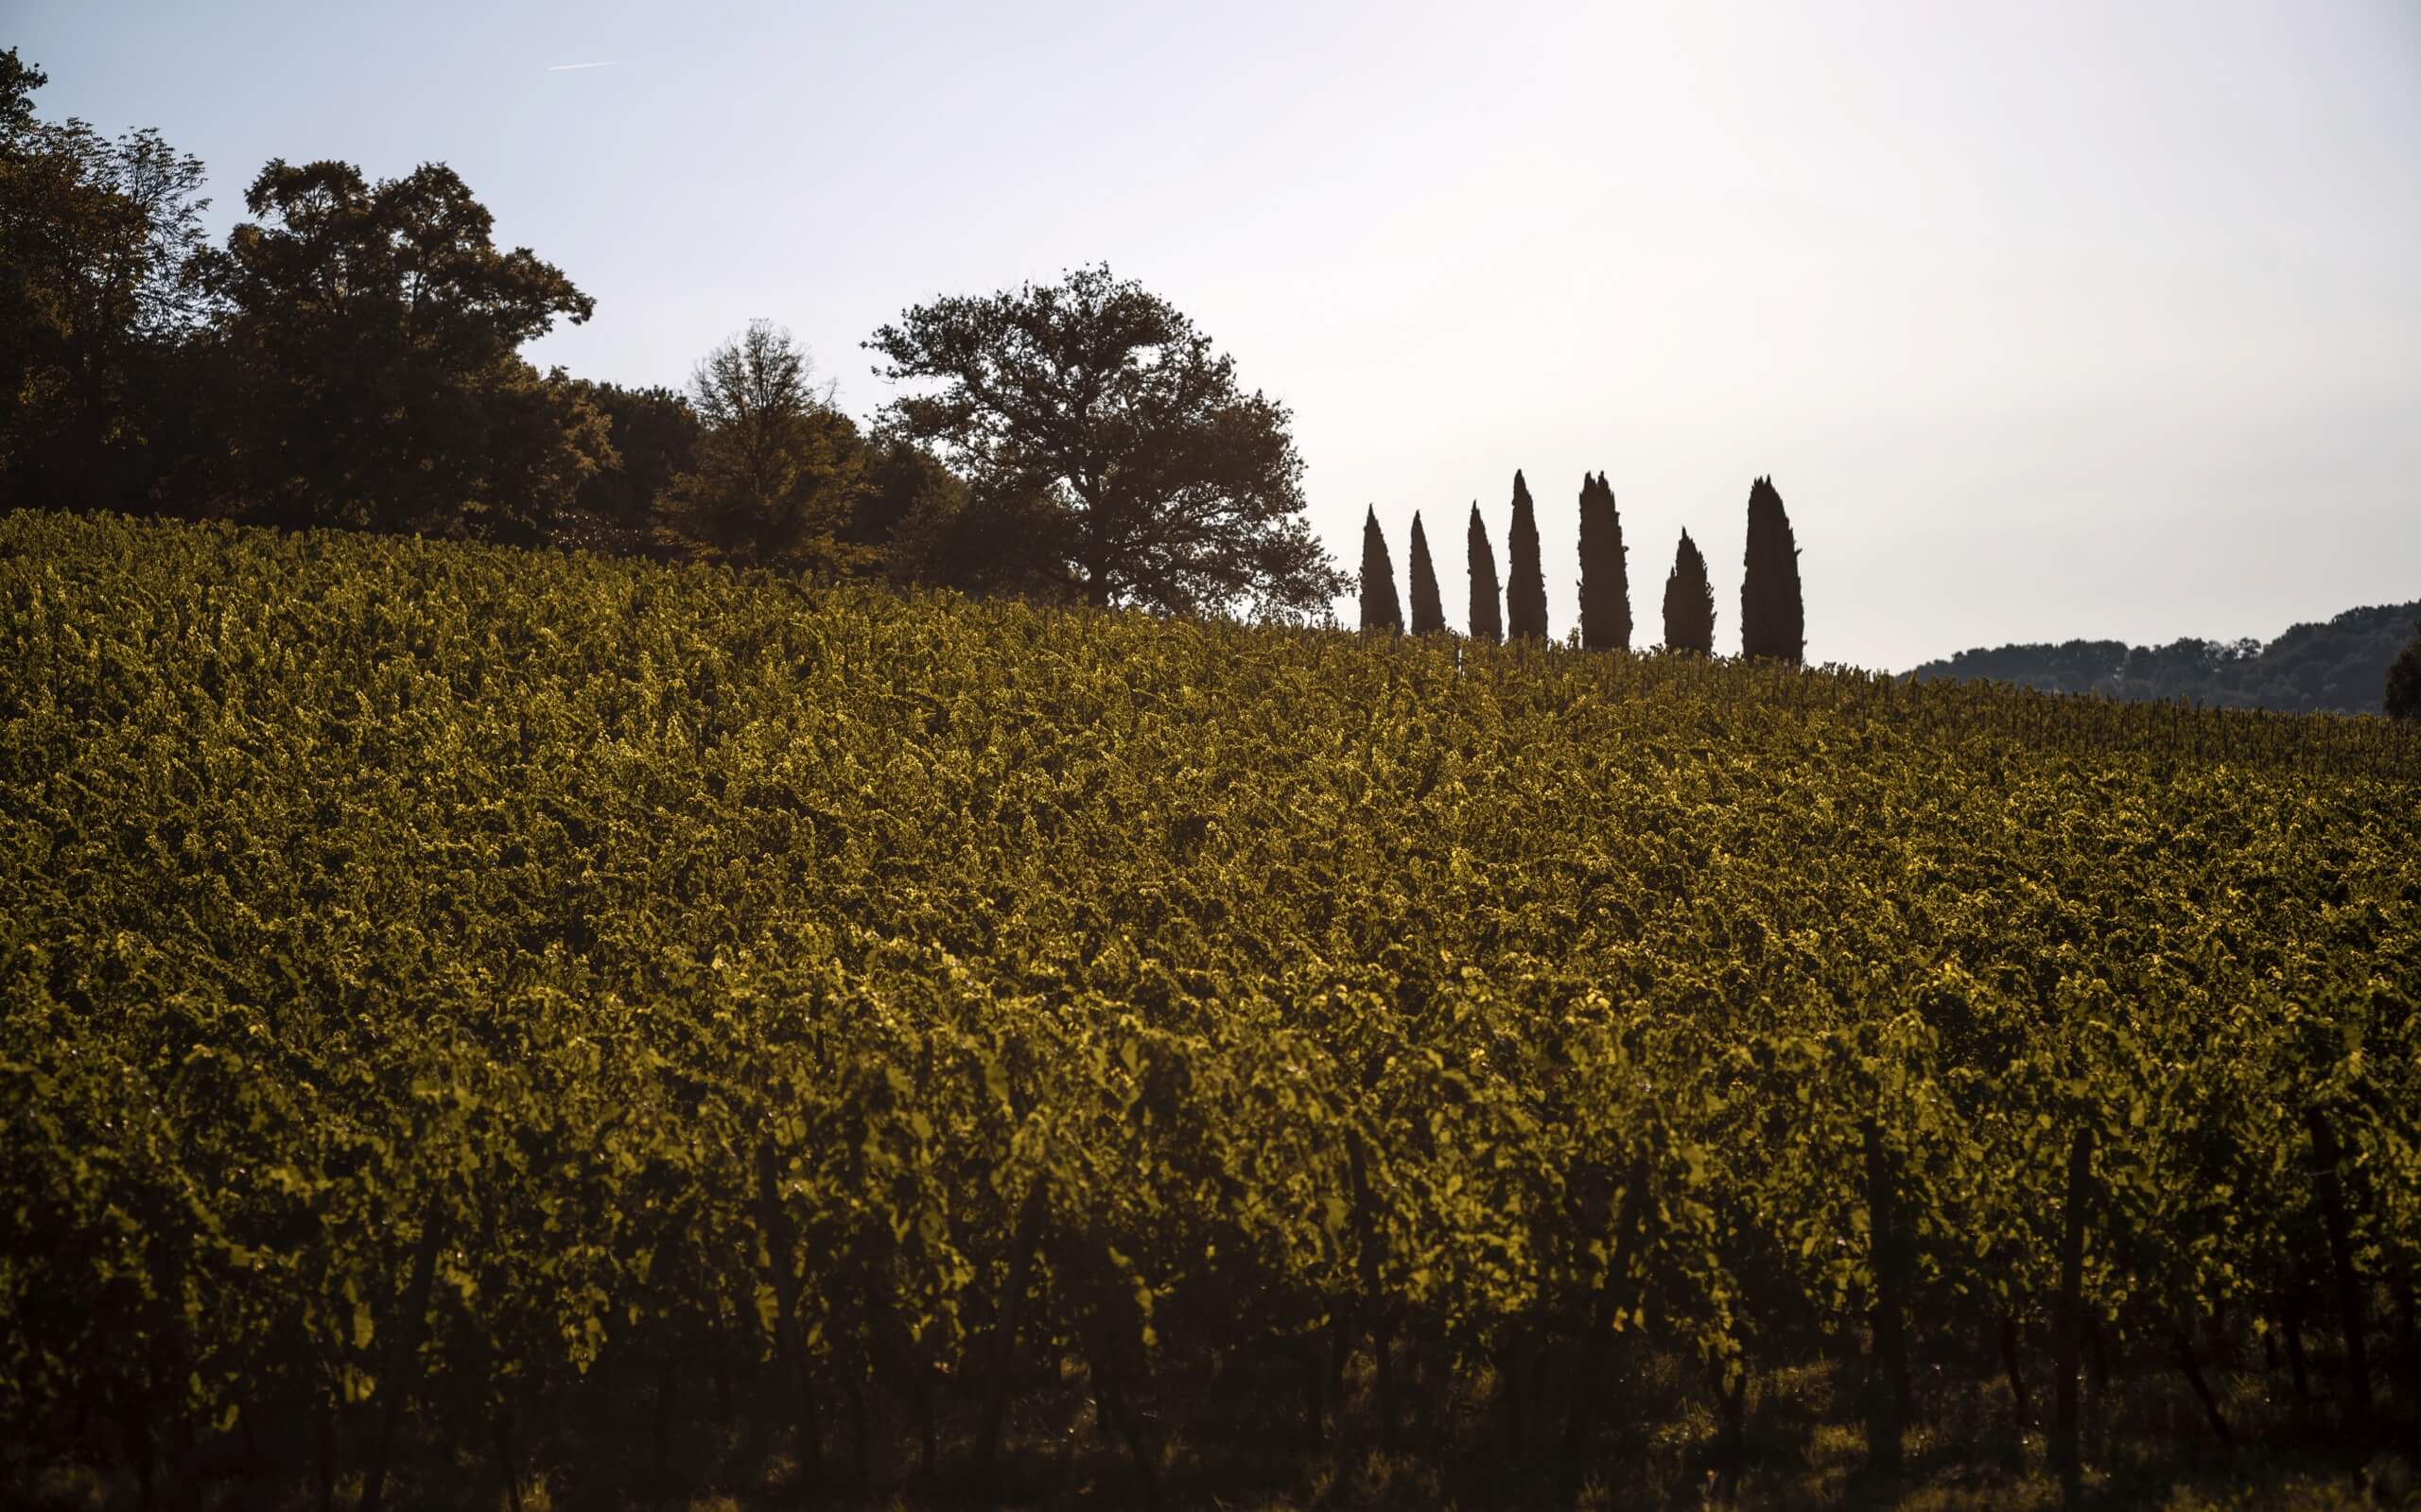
(1908, 601, 2421, 715)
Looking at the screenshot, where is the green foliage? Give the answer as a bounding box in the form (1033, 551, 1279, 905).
(1505, 471, 1546, 642)
(1740, 475, 1803, 663)
(3, 511, 2417, 1506)
(566, 380, 699, 525)
(1663, 529, 1715, 654)
(2388, 620, 2421, 721)
(857, 434, 1075, 601)
(866, 264, 1345, 618)
(0, 50, 210, 513)
(1576, 471, 1629, 652)
(1359, 507, 1402, 633)
(189, 159, 601, 541)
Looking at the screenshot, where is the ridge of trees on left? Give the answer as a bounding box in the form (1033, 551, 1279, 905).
(1, 51, 1344, 612)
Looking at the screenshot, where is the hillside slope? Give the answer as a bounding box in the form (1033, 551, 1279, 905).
(4, 511, 2415, 1509)
(1908, 600, 2421, 713)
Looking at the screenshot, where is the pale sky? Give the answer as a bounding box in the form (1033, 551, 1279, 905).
(18, 0, 2420, 669)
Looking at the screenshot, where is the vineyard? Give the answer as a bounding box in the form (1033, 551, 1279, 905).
(3, 509, 2417, 1510)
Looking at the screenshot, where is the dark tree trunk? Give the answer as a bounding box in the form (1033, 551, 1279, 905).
(358, 1195, 446, 1512)
(1091, 1364, 1162, 1512)
(1998, 1315, 2030, 1426)
(754, 1140, 821, 1499)
(2304, 1107, 2372, 1431)
(492, 1402, 526, 1512)
(974, 1177, 1048, 1475)
(652, 1354, 676, 1486)
(2171, 1331, 2233, 1448)
(1559, 1155, 1653, 1495)
(1862, 1119, 1911, 1457)
(1302, 1341, 1325, 1451)
(2051, 1129, 2093, 1486)
(315, 1396, 336, 1512)
(2283, 1290, 2311, 1407)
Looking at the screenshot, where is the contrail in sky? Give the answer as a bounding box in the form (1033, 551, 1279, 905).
(548, 61, 626, 71)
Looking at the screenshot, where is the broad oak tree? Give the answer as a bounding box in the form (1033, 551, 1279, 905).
(865, 264, 1343, 618)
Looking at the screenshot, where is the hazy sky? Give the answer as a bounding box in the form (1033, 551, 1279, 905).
(18, 0, 2419, 668)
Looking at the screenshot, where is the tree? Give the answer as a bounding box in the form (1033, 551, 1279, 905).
(1663, 530, 1715, 654)
(1506, 470, 1547, 641)
(857, 434, 1074, 600)
(1577, 472, 1630, 652)
(1468, 501, 1503, 644)
(569, 382, 701, 523)
(2388, 621, 2421, 721)
(1740, 475, 1804, 662)
(865, 264, 1344, 618)
(191, 159, 604, 540)
(658, 321, 864, 572)
(1359, 506, 1402, 633)
(1406, 510, 1446, 634)
(0, 48, 211, 513)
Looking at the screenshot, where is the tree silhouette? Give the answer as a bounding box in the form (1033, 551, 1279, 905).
(865, 264, 1343, 618)
(1740, 475, 1804, 662)
(192, 159, 602, 542)
(1359, 506, 1402, 633)
(2388, 621, 2421, 721)
(1506, 470, 1547, 641)
(1467, 501, 1503, 644)
(569, 382, 700, 524)
(866, 442, 1074, 600)
(1663, 530, 1715, 654)
(0, 48, 212, 513)
(1577, 471, 1630, 652)
(659, 322, 863, 572)
(1406, 510, 1446, 634)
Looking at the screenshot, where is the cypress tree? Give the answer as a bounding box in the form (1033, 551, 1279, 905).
(1467, 501, 1502, 644)
(1663, 530, 1715, 655)
(1506, 470, 1547, 641)
(1407, 511, 1446, 634)
(1359, 506, 1402, 633)
(1739, 475, 1804, 663)
(1577, 472, 1630, 652)
(2387, 620, 2421, 721)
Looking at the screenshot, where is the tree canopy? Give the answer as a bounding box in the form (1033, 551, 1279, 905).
(1467, 502, 1503, 644)
(1739, 476, 1804, 663)
(865, 264, 1343, 618)
(1406, 511, 1446, 635)
(1911, 601, 2421, 715)
(1359, 506, 1402, 633)
(0, 47, 209, 512)
(2388, 622, 2421, 721)
(657, 321, 863, 572)
(1663, 530, 1715, 654)
(1577, 471, 1629, 652)
(191, 159, 604, 540)
(1505, 470, 1547, 641)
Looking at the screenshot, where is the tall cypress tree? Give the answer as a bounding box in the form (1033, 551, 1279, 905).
(1407, 510, 1446, 634)
(1467, 501, 1502, 644)
(1663, 530, 1715, 655)
(1506, 470, 1547, 641)
(1359, 505, 1402, 633)
(1739, 475, 1804, 663)
(1577, 472, 1631, 652)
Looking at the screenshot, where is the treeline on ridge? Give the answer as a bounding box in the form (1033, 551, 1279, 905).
(1912, 601, 2421, 718)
